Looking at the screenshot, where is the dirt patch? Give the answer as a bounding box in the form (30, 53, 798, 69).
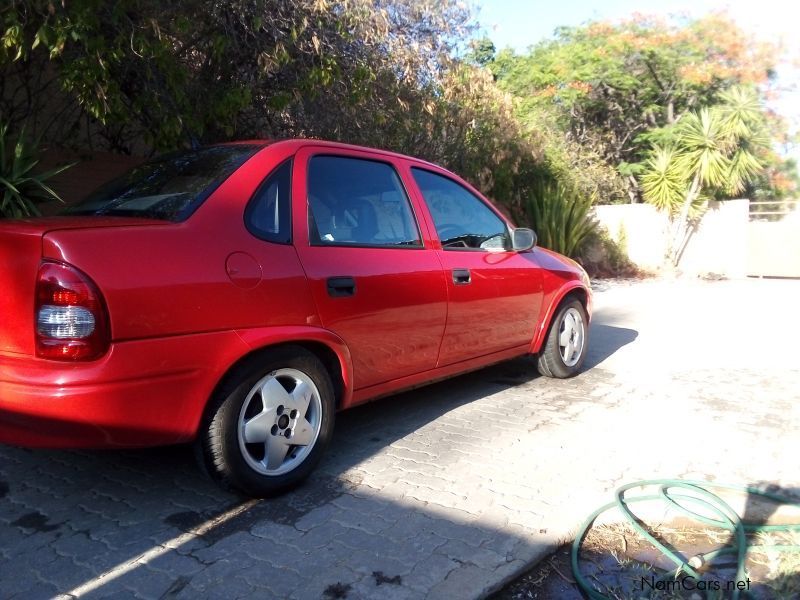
(492, 520, 800, 600)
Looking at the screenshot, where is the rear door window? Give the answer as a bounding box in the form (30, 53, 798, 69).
(307, 156, 422, 248)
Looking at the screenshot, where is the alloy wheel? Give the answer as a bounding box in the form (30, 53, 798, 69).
(236, 368, 323, 476)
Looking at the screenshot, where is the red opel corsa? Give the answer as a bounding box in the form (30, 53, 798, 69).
(0, 140, 591, 496)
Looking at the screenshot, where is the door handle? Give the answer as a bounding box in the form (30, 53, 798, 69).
(327, 276, 356, 297)
(452, 269, 471, 285)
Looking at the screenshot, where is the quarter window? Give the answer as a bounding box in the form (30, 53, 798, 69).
(246, 160, 292, 244)
(411, 168, 509, 251)
(308, 156, 422, 247)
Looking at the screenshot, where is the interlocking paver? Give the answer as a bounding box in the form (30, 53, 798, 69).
(1, 278, 799, 598)
(403, 553, 460, 593)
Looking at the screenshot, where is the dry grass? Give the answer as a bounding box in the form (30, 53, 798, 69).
(492, 520, 800, 600)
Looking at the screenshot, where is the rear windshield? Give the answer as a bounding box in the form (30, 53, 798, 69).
(64, 145, 262, 221)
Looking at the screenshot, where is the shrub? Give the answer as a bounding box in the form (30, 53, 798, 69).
(0, 124, 71, 218)
(522, 181, 597, 258)
(577, 228, 643, 278)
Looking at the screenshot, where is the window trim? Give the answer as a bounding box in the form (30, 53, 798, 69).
(410, 167, 512, 253)
(244, 158, 293, 245)
(306, 153, 425, 250)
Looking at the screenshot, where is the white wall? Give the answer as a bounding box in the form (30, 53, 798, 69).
(748, 215, 800, 277)
(592, 199, 750, 277)
(680, 199, 749, 278)
(593, 204, 668, 272)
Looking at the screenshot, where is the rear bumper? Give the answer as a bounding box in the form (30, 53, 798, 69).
(0, 331, 248, 448)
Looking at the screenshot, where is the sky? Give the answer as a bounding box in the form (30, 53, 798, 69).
(475, 0, 800, 159)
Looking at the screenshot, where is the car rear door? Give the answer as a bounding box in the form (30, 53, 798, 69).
(405, 165, 544, 367)
(292, 146, 448, 390)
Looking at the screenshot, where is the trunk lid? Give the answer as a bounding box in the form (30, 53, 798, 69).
(0, 217, 166, 355)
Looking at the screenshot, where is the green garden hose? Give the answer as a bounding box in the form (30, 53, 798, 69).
(570, 480, 800, 599)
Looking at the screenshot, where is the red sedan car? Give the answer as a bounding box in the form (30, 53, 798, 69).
(0, 140, 591, 496)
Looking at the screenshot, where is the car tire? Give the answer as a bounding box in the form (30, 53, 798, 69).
(537, 298, 588, 379)
(196, 346, 335, 497)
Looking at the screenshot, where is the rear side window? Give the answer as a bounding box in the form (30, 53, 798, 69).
(411, 168, 509, 251)
(65, 145, 262, 221)
(245, 160, 292, 244)
(307, 156, 422, 247)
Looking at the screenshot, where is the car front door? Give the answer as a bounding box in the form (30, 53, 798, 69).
(407, 166, 544, 367)
(292, 147, 448, 390)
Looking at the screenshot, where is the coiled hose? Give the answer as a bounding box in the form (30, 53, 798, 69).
(571, 480, 800, 599)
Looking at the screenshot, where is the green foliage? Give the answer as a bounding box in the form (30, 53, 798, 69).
(679, 109, 731, 189)
(639, 86, 769, 264)
(1, 1, 793, 239)
(1, 0, 474, 151)
(1, 1, 567, 218)
(751, 157, 800, 203)
(641, 86, 769, 215)
(577, 226, 642, 278)
(466, 37, 496, 66)
(490, 13, 785, 202)
(0, 124, 72, 218)
(617, 161, 644, 178)
(489, 45, 628, 203)
(640, 146, 686, 213)
(523, 181, 597, 258)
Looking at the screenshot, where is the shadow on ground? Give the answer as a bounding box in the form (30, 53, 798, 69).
(584, 323, 638, 369)
(0, 322, 638, 599)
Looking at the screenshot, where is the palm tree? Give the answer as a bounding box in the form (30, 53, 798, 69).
(640, 86, 768, 265)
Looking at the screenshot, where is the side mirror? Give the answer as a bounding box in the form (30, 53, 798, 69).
(511, 227, 536, 252)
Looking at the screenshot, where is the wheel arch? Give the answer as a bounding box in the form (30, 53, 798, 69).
(197, 327, 354, 436)
(531, 284, 591, 354)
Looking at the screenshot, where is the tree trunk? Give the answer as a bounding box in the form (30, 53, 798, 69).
(669, 174, 701, 266)
(627, 175, 639, 204)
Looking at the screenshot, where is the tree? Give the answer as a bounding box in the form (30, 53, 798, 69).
(490, 12, 783, 202)
(466, 37, 496, 66)
(640, 86, 769, 265)
(0, 0, 475, 152)
(0, 0, 568, 225)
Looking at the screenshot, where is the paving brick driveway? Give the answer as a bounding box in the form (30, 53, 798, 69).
(1, 277, 799, 599)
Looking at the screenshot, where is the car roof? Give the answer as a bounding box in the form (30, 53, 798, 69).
(213, 138, 515, 225)
(214, 138, 449, 175)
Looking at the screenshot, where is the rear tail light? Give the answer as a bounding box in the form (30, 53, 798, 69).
(35, 261, 110, 360)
